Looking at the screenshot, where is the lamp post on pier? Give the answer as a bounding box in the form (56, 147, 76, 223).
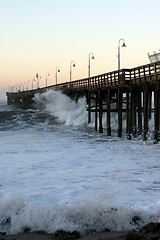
(23, 82, 26, 91)
(46, 72, 50, 87)
(36, 73, 39, 88)
(27, 80, 30, 90)
(32, 78, 35, 90)
(55, 67, 60, 85)
(70, 61, 75, 82)
(118, 38, 126, 70)
(88, 52, 95, 87)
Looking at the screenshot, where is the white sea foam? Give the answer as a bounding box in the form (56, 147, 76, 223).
(34, 90, 123, 131)
(0, 193, 159, 234)
(0, 91, 159, 234)
(34, 90, 88, 126)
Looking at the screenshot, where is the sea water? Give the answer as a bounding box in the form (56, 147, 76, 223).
(0, 90, 160, 234)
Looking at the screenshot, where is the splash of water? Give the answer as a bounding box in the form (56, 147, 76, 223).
(34, 90, 154, 134)
(34, 90, 88, 127)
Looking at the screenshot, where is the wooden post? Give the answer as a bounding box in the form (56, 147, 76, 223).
(137, 89, 142, 135)
(117, 88, 122, 137)
(126, 90, 129, 134)
(127, 88, 134, 139)
(143, 87, 149, 141)
(159, 91, 160, 130)
(148, 90, 152, 120)
(95, 91, 98, 131)
(133, 88, 137, 137)
(88, 90, 91, 124)
(98, 89, 103, 133)
(107, 88, 111, 136)
(154, 84, 159, 143)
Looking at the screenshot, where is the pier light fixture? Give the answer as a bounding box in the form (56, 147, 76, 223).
(36, 73, 39, 89)
(26, 80, 29, 91)
(32, 78, 36, 90)
(70, 61, 76, 82)
(23, 82, 26, 91)
(118, 38, 126, 70)
(55, 67, 60, 85)
(88, 52, 95, 87)
(46, 72, 50, 87)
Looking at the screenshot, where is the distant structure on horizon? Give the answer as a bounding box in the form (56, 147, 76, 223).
(148, 50, 160, 63)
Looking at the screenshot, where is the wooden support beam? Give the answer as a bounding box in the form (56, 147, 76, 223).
(95, 92, 98, 131)
(117, 88, 122, 137)
(137, 89, 142, 135)
(98, 90, 103, 133)
(143, 87, 149, 141)
(107, 88, 111, 136)
(133, 89, 137, 137)
(148, 90, 152, 120)
(159, 91, 160, 130)
(88, 91, 91, 124)
(127, 88, 133, 139)
(126, 90, 129, 134)
(154, 84, 159, 143)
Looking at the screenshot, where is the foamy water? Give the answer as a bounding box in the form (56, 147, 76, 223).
(0, 90, 160, 234)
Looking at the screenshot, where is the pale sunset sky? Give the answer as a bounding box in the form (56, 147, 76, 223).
(0, 0, 160, 99)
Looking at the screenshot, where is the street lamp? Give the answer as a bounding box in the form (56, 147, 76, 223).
(27, 80, 30, 90)
(88, 52, 95, 87)
(118, 38, 126, 70)
(46, 72, 50, 87)
(70, 61, 75, 82)
(32, 78, 35, 90)
(55, 67, 60, 85)
(23, 82, 26, 91)
(36, 73, 39, 88)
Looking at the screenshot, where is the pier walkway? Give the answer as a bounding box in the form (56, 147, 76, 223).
(6, 61, 160, 143)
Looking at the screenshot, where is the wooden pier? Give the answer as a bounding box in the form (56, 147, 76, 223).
(6, 61, 160, 143)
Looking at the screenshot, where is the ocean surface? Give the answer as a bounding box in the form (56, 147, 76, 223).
(0, 89, 160, 234)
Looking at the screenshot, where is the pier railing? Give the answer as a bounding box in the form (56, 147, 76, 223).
(51, 61, 160, 92)
(7, 61, 160, 95)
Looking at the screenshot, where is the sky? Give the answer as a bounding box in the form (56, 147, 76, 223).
(0, 0, 160, 98)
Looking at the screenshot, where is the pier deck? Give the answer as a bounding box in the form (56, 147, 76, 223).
(6, 61, 160, 143)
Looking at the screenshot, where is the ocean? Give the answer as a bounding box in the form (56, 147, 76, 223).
(0, 89, 160, 234)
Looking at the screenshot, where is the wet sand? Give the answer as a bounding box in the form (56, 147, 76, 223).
(1, 230, 158, 240)
(0, 231, 127, 240)
(1, 223, 160, 240)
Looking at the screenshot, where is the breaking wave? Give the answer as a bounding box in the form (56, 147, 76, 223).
(34, 90, 88, 127)
(0, 194, 159, 234)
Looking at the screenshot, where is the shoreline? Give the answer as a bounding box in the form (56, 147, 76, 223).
(0, 231, 127, 240)
(0, 231, 130, 240)
(1, 224, 160, 240)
